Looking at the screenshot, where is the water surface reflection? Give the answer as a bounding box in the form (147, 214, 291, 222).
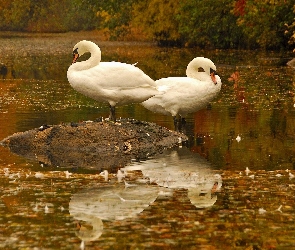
(124, 147, 222, 207)
(70, 147, 221, 247)
(0, 33, 295, 249)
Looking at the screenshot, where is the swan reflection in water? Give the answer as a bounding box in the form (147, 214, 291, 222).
(69, 147, 222, 246)
(70, 184, 159, 247)
(124, 147, 222, 208)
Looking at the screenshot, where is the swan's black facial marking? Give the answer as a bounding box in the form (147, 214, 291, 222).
(72, 48, 79, 64)
(210, 68, 218, 75)
(210, 68, 218, 85)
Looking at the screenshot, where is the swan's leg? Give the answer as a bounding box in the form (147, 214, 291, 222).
(173, 115, 183, 131)
(173, 116, 186, 133)
(177, 116, 183, 132)
(173, 116, 179, 131)
(109, 105, 116, 122)
(180, 117, 186, 133)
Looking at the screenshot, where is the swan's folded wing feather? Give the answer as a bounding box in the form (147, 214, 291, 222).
(143, 77, 215, 116)
(84, 62, 156, 89)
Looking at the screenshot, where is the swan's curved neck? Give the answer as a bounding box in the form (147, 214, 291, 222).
(186, 57, 215, 79)
(71, 43, 101, 71)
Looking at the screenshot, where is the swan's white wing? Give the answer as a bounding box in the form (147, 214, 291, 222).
(143, 77, 220, 116)
(68, 62, 159, 106)
(88, 62, 157, 89)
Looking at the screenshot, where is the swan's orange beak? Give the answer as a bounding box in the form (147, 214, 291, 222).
(72, 52, 79, 64)
(210, 68, 218, 85)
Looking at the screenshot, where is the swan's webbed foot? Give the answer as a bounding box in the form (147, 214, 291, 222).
(109, 105, 116, 122)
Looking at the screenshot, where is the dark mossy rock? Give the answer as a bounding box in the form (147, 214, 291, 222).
(0, 119, 187, 171)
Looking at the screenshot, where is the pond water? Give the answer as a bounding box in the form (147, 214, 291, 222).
(0, 32, 295, 249)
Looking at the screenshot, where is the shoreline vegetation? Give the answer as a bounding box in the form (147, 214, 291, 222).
(0, 30, 154, 44)
(0, 0, 294, 50)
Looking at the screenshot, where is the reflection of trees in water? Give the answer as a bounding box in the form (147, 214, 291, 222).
(0, 64, 15, 79)
(190, 64, 295, 171)
(0, 64, 7, 78)
(270, 100, 287, 139)
(4, 56, 67, 80)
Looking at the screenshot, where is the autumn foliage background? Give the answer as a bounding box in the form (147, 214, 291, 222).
(0, 0, 294, 50)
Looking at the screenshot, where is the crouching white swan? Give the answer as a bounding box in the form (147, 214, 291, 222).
(67, 40, 159, 121)
(142, 57, 222, 130)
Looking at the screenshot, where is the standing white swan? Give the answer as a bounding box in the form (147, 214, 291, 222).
(67, 40, 159, 121)
(142, 57, 222, 130)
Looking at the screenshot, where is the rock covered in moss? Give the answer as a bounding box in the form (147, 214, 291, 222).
(1, 119, 187, 171)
